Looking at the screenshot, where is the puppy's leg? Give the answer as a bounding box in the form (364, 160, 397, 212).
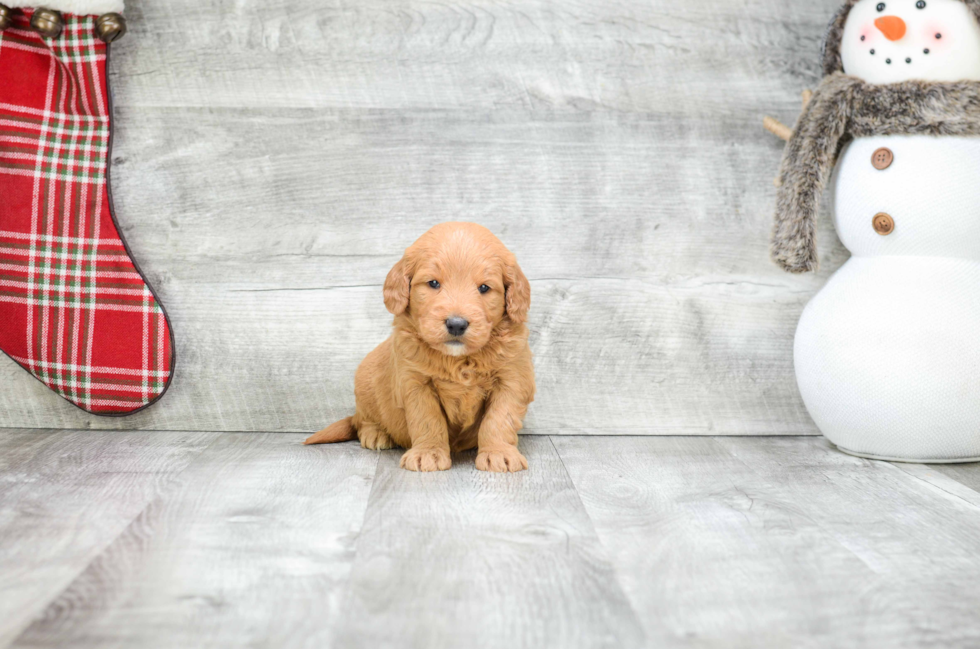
(399, 381, 452, 472)
(358, 422, 397, 450)
(476, 374, 533, 473)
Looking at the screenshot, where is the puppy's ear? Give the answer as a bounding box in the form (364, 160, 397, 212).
(383, 256, 412, 315)
(504, 261, 531, 325)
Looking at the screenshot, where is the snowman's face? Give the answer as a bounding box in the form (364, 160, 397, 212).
(841, 0, 980, 83)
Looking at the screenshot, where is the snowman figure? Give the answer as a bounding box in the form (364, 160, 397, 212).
(769, 0, 980, 461)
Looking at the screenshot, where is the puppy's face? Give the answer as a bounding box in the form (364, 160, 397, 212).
(384, 223, 530, 357)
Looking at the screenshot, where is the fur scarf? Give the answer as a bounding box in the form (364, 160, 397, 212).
(771, 73, 980, 273)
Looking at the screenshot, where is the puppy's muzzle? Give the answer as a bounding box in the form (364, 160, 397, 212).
(445, 316, 469, 337)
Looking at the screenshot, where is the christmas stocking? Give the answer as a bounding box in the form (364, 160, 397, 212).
(0, 1, 174, 415)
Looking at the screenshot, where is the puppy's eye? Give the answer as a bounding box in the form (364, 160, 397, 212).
(916, 0, 926, 8)
(877, 2, 886, 10)
(428, 280, 440, 289)
(478, 284, 491, 294)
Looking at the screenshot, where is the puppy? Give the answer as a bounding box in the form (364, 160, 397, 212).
(305, 222, 535, 472)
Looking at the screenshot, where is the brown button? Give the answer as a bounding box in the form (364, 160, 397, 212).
(872, 147, 894, 170)
(873, 212, 895, 235)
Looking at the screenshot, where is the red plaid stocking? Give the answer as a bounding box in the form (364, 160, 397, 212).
(0, 3, 174, 415)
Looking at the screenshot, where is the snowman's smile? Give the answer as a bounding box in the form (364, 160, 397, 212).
(867, 48, 922, 65)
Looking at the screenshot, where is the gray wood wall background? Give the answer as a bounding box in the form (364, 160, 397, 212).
(0, 0, 849, 434)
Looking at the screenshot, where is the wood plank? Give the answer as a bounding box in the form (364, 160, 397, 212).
(0, 106, 829, 434)
(879, 463, 980, 513)
(0, 0, 848, 432)
(0, 429, 217, 649)
(553, 436, 980, 649)
(924, 462, 980, 494)
(112, 0, 837, 111)
(10, 433, 378, 649)
(0, 430, 59, 473)
(334, 437, 645, 649)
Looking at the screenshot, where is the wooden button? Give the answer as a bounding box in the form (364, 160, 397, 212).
(873, 212, 895, 235)
(871, 147, 894, 170)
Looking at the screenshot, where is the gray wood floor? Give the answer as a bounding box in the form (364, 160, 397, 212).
(3, 430, 980, 649)
(0, 0, 844, 434)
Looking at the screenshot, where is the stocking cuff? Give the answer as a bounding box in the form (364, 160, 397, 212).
(3, 0, 124, 15)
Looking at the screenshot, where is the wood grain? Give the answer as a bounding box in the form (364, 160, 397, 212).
(552, 435, 980, 649)
(114, 0, 836, 111)
(9, 433, 378, 649)
(0, 429, 217, 648)
(0, 0, 847, 432)
(5, 433, 980, 648)
(334, 437, 645, 649)
(924, 461, 980, 494)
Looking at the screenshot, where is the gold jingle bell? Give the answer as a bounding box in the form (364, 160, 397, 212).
(94, 12, 126, 43)
(31, 7, 64, 39)
(0, 4, 12, 32)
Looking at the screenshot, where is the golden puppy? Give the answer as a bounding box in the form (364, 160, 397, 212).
(305, 222, 535, 472)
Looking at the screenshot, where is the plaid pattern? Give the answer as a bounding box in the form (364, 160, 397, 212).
(0, 10, 173, 414)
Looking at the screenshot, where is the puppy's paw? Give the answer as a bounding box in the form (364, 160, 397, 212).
(476, 446, 528, 473)
(359, 424, 395, 451)
(400, 447, 452, 472)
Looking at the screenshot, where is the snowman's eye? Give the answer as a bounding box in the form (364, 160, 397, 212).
(877, 2, 886, 11)
(916, 0, 926, 8)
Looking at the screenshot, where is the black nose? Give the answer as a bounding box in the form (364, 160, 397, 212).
(445, 316, 469, 337)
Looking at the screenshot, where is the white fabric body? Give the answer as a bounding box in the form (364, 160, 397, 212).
(832, 135, 980, 259)
(795, 135, 980, 460)
(4, 1, 124, 15)
(841, 0, 980, 84)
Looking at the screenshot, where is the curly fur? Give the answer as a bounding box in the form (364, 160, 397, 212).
(306, 223, 536, 473)
(772, 73, 980, 273)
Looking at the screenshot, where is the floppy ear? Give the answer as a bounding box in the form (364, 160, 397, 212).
(504, 261, 531, 325)
(383, 256, 412, 315)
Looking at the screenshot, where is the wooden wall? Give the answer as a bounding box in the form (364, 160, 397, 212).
(0, 0, 850, 433)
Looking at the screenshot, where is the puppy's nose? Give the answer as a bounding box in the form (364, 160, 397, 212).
(875, 15, 906, 41)
(445, 316, 469, 337)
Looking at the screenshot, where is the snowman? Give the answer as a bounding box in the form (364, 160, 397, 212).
(768, 0, 980, 461)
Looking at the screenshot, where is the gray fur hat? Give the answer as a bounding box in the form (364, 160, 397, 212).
(821, 0, 980, 76)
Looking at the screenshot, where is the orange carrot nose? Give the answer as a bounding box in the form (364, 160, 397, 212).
(875, 15, 907, 41)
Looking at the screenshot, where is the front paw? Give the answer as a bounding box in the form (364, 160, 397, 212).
(400, 446, 452, 472)
(476, 446, 528, 473)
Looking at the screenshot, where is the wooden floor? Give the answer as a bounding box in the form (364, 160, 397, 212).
(3, 431, 980, 649)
